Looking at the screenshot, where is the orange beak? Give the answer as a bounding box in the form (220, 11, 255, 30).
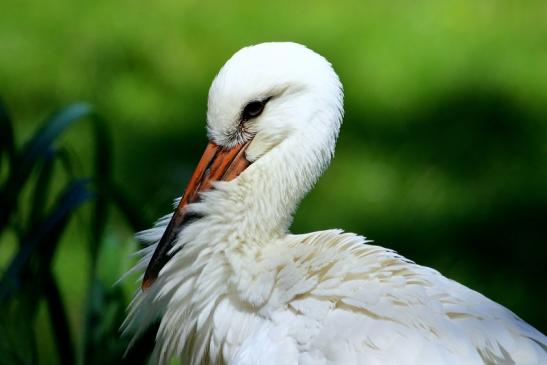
(141, 140, 252, 289)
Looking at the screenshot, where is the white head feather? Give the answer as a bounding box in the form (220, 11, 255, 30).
(208, 42, 343, 160)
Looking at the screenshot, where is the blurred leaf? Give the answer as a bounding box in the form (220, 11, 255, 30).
(88, 112, 111, 269)
(0, 100, 15, 176)
(84, 279, 133, 365)
(0, 179, 94, 302)
(44, 269, 75, 365)
(0, 297, 39, 365)
(55, 146, 77, 180)
(0, 103, 95, 233)
(18, 103, 94, 184)
(0, 101, 154, 364)
(29, 147, 56, 228)
(0, 178, 94, 365)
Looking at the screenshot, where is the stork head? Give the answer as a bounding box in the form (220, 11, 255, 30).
(207, 42, 343, 161)
(142, 42, 344, 289)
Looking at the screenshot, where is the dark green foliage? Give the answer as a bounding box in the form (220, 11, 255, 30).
(0, 102, 152, 365)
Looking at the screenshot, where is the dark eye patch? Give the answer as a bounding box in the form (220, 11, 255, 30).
(241, 97, 271, 121)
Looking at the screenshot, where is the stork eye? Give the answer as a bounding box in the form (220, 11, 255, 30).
(241, 98, 269, 121)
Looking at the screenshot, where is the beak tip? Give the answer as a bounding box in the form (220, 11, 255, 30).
(141, 277, 154, 290)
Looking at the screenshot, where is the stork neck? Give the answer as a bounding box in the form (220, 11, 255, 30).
(202, 131, 333, 244)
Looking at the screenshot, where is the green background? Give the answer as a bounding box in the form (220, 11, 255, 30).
(1, 0, 546, 363)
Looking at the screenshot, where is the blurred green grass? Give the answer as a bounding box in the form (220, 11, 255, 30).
(1, 0, 547, 364)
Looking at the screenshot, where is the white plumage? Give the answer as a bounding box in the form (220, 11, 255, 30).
(123, 42, 547, 365)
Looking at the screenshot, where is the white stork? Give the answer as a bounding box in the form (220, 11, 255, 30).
(123, 42, 547, 365)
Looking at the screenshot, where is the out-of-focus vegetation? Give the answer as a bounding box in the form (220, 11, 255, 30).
(0, 104, 156, 364)
(1, 0, 546, 363)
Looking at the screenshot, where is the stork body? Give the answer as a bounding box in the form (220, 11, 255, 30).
(123, 43, 547, 365)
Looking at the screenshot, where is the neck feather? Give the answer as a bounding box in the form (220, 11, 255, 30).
(188, 130, 334, 246)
